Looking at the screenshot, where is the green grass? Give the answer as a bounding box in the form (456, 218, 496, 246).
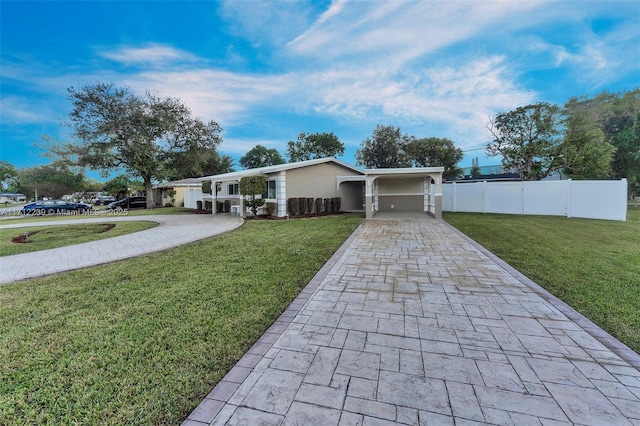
(444, 209, 640, 354)
(0, 221, 158, 256)
(0, 214, 363, 425)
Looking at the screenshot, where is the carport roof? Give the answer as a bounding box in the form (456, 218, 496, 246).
(364, 166, 444, 177)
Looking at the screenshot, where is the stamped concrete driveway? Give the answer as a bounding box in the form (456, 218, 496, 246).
(184, 216, 640, 426)
(0, 214, 243, 284)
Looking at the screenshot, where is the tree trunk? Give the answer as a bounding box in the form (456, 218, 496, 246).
(144, 177, 155, 208)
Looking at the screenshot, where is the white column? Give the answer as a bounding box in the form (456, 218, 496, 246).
(277, 171, 287, 217)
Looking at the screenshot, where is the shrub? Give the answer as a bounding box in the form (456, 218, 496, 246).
(315, 198, 323, 214)
(224, 200, 231, 213)
(298, 197, 306, 215)
(204, 201, 213, 211)
(196, 200, 203, 210)
(334, 197, 341, 212)
(306, 198, 314, 215)
(324, 198, 330, 213)
(216, 202, 224, 213)
(288, 198, 297, 215)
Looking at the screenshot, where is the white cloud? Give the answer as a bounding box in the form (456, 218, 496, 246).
(288, 1, 544, 65)
(218, 0, 324, 47)
(0, 96, 50, 124)
(99, 44, 199, 66)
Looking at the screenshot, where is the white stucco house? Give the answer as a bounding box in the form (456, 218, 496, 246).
(197, 157, 444, 219)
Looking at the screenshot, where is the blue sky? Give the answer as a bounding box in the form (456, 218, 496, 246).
(2, 0, 639, 178)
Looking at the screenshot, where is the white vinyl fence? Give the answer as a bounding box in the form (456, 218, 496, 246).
(443, 179, 627, 221)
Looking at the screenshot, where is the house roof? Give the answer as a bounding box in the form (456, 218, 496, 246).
(197, 157, 364, 182)
(153, 178, 202, 189)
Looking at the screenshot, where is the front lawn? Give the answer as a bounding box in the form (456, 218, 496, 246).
(444, 209, 640, 354)
(0, 221, 158, 256)
(0, 214, 363, 425)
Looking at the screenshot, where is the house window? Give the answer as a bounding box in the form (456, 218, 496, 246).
(263, 180, 277, 199)
(228, 183, 239, 195)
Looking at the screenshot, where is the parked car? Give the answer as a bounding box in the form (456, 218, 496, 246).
(107, 196, 147, 210)
(91, 195, 116, 205)
(21, 199, 92, 215)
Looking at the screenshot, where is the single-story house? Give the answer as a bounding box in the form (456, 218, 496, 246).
(197, 157, 444, 219)
(152, 178, 203, 208)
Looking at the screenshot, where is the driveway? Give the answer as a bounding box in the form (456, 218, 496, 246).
(0, 214, 243, 284)
(184, 217, 640, 425)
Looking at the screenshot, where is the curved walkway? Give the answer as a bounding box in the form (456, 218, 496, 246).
(184, 217, 640, 426)
(0, 214, 243, 284)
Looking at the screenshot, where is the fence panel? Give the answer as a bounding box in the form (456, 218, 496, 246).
(523, 181, 566, 216)
(487, 182, 522, 214)
(443, 179, 627, 221)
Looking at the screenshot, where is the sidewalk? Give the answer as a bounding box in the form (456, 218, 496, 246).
(0, 214, 243, 284)
(184, 217, 640, 425)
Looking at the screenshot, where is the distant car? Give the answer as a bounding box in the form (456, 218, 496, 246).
(91, 195, 116, 205)
(21, 199, 92, 216)
(107, 196, 147, 210)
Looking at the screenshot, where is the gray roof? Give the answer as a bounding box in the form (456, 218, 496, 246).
(197, 157, 364, 182)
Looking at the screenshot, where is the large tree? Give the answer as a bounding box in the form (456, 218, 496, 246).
(63, 83, 222, 208)
(405, 137, 463, 179)
(166, 149, 234, 180)
(562, 96, 616, 179)
(239, 145, 285, 169)
(355, 125, 412, 168)
(287, 131, 345, 162)
(592, 89, 640, 198)
(486, 102, 564, 180)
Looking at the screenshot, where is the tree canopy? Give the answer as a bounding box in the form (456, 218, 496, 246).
(0, 160, 17, 192)
(287, 132, 345, 162)
(355, 125, 412, 168)
(486, 89, 639, 195)
(239, 145, 285, 169)
(569, 89, 639, 197)
(486, 102, 564, 181)
(61, 83, 222, 207)
(12, 162, 85, 200)
(405, 137, 463, 179)
(562, 97, 616, 179)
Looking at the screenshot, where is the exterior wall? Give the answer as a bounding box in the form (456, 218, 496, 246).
(376, 177, 424, 212)
(284, 163, 363, 215)
(285, 163, 358, 199)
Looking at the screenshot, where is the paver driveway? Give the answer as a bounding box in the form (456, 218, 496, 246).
(0, 214, 243, 284)
(184, 216, 640, 425)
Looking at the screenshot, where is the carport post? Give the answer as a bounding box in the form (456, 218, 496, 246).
(365, 177, 375, 219)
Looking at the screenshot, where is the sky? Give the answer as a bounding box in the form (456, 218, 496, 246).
(1, 0, 639, 179)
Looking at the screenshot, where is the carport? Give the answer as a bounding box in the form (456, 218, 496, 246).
(338, 167, 444, 219)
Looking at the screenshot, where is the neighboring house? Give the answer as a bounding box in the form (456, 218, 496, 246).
(152, 178, 203, 208)
(197, 157, 444, 219)
(0, 193, 27, 204)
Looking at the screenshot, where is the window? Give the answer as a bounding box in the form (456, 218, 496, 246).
(263, 180, 277, 199)
(228, 183, 239, 195)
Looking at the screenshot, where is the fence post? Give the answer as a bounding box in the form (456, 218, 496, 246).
(565, 179, 573, 218)
(483, 181, 488, 213)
